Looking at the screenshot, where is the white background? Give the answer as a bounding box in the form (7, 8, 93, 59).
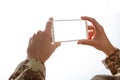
(0, 0, 120, 80)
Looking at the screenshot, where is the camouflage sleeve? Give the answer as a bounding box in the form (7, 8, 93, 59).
(102, 49, 120, 76)
(9, 58, 46, 80)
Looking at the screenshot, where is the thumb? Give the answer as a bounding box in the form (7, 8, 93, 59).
(52, 42, 61, 50)
(77, 39, 94, 46)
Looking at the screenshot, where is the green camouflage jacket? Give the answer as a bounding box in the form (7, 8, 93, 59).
(9, 49, 120, 80)
(9, 58, 45, 80)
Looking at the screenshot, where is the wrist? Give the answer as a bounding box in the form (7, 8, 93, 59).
(27, 53, 46, 63)
(103, 44, 116, 56)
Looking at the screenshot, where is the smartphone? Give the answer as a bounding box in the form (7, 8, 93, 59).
(51, 19, 88, 43)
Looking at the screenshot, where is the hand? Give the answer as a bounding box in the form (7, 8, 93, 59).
(77, 16, 116, 56)
(27, 18, 61, 63)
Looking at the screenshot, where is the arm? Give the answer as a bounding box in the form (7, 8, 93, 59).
(77, 16, 120, 75)
(9, 18, 61, 80)
(102, 49, 120, 75)
(27, 18, 60, 63)
(9, 58, 45, 80)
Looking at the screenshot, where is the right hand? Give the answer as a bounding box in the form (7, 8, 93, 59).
(77, 16, 116, 56)
(27, 18, 61, 63)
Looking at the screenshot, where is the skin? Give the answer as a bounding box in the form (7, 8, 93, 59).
(77, 16, 116, 56)
(27, 16, 116, 64)
(27, 18, 61, 63)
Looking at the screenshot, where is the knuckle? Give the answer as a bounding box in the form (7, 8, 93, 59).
(37, 30, 42, 35)
(90, 17, 95, 21)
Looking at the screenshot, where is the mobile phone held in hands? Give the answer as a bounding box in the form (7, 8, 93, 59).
(51, 19, 88, 43)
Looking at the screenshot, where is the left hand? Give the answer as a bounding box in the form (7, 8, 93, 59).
(27, 18, 61, 63)
(77, 16, 116, 56)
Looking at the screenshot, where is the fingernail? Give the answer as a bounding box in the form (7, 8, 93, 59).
(77, 41, 80, 44)
(57, 42, 61, 46)
(49, 17, 53, 21)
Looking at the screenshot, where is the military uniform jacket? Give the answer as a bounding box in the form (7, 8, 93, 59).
(9, 58, 45, 80)
(9, 49, 120, 80)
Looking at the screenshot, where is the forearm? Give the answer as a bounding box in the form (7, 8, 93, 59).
(9, 58, 46, 80)
(102, 48, 120, 75)
(102, 42, 116, 56)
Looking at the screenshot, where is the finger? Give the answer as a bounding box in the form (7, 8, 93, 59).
(49, 17, 53, 21)
(88, 30, 94, 39)
(88, 25, 95, 30)
(33, 33, 37, 38)
(37, 30, 42, 35)
(52, 42, 61, 50)
(36, 30, 44, 40)
(77, 39, 94, 46)
(81, 16, 101, 32)
(28, 37, 33, 44)
(45, 17, 53, 35)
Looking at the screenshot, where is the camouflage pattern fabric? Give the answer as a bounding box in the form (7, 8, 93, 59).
(9, 58, 45, 80)
(9, 49, 120, 80)
(91, 75, 120, 80)
(103, 49, 120, 75)
(91, 49, 120, 80)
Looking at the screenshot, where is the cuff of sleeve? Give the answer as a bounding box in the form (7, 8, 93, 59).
(27, 58, 45, 71)
(102, 48, 120, 75)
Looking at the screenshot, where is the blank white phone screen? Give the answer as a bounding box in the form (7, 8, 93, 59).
(52, 19, 87, 42)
